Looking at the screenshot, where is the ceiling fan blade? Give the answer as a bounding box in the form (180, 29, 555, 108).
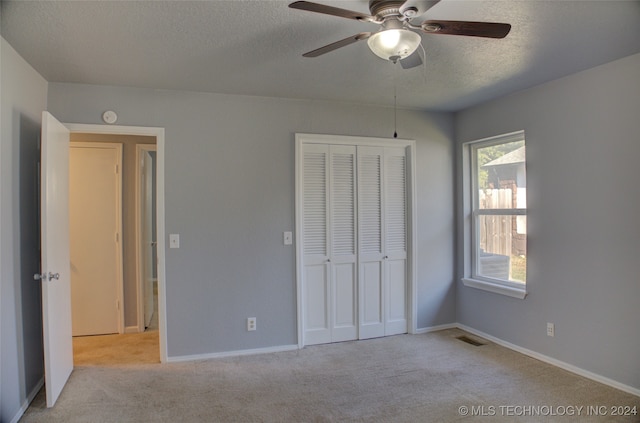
(400, 0, 440, 18)
(289, 1, 374, 21)
(421, 20, 511, 38)
(400, 50, 422, 69)
(302, 32, 372, 57)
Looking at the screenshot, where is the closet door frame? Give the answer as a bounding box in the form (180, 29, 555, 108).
(295, 133, 417, 348)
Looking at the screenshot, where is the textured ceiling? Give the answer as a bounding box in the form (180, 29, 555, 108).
(2, 0, 640, 111)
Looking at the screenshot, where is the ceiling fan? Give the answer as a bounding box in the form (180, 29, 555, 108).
(289, 0, 511, 69)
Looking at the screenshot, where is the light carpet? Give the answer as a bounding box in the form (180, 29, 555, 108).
(21, 329, 639, 422)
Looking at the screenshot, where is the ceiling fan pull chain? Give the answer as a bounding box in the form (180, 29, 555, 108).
(393, 82, 398, 139)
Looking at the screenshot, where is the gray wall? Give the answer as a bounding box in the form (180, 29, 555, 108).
(455, 53, 640, 390)
(47, 83, 456, 358)
(1, 38, 48, 422)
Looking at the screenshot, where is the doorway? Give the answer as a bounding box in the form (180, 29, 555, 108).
(69, 133, 158, 365)
(66, 124, 167, 364)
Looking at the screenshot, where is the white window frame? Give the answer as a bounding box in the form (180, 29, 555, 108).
(461, 131, 527, 299)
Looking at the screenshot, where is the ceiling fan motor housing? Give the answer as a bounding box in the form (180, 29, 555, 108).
(368, 0, 406, 18)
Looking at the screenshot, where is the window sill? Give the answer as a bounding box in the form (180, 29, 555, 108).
(462, 278, 527, 299)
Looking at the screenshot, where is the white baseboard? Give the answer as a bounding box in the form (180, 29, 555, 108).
(167, 344, 299, 363)
(9, 376, 44, 423)
(456, 323, 640, 398)
(124, 325, 141, 334)
(414, 323, 457, 334)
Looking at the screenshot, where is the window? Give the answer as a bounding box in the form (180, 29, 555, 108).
(463, 131, 527, 298)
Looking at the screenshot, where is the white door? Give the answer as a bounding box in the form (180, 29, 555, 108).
(383, 147, 408, 336)
(329, 145, 357, 342)
(302, 144, 357, 345)
(142, 149, 155, 327)
(358, 146, 385, 339)
(69, 143, 123, 336)
(358, 146, 408, 339)
(302, 144, 331, 345)
(40, 111, 73, 407)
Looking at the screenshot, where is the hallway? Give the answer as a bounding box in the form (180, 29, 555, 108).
(72, 283, 159, 366)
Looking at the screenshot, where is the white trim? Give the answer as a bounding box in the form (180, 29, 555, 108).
(167, 344, 299, 363)
(414, 323, 457, 334)
(135, 144, 157, 333)
(295, 133, 417, 347)
(64, 123, 167, 364)
(461, 277, 527, 299)
(69, 141, 125, 334)
(296, 133, 414, 148)
(457, 324, 640, 398)
(465, 130, 526, 148)
(8, 377, 44, 423)
(406, 141, 418, 334)
(294, 139, 304, 348)
(124, 325, 141, 334)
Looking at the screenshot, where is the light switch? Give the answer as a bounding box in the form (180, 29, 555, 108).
(169, 234, 180, 249)
(283, 231, 293, 245)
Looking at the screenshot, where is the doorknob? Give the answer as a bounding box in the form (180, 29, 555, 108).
(34, 272, 60, 281)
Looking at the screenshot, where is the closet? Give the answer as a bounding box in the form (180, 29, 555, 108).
(296, 134, 415, 346)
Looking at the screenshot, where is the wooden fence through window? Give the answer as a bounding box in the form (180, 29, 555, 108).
(479, 189, 513, 257)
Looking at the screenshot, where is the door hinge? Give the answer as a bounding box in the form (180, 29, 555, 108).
(116, 300, 120, 310)
(115, 232, 119, 242)
(115, 164, 119, 174)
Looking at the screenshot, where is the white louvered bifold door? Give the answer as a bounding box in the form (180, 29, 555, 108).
(357, 146, 386, 339)
(301, 141, 407, 346)
(302, 144, 331, 345)
(329, 145, 357, 342)
(302, 144, 357, 345)
(383, 147, 408, 335)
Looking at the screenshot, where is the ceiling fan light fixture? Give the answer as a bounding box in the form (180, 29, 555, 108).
(367, 27, 421, 62)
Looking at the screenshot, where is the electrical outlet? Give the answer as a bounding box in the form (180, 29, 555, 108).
(547, 322, 555, 337)
(247, 317, 256, 331)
